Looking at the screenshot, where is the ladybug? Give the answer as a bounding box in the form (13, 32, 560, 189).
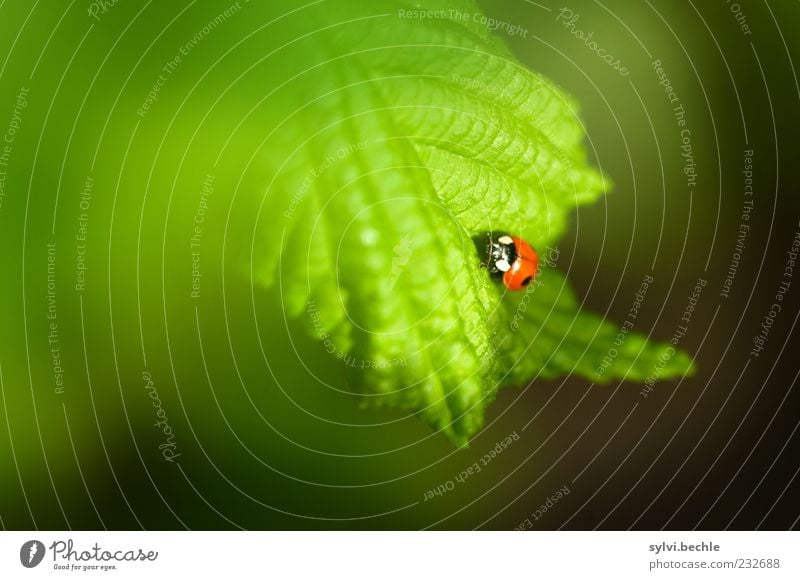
(483, 233, 539, 291)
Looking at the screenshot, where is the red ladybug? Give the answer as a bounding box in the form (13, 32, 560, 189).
(483, 233, 539, 291)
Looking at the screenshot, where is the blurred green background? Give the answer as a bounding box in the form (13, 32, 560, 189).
(1, 0, 798, 530)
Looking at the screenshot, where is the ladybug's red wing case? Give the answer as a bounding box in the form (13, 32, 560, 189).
(503, 256, 537, 291)
(503, 236, 538, 291)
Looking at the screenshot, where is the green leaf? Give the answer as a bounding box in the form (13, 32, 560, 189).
(252, 0, 694, 445)
(495, 261, 694, 386)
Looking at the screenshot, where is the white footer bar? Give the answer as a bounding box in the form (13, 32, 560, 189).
(1, 531, 798, 578)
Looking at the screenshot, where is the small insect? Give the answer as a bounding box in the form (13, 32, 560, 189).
(482, 233, 539, 291)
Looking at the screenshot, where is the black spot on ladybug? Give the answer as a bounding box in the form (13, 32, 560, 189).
(521, 276, 533, 287)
